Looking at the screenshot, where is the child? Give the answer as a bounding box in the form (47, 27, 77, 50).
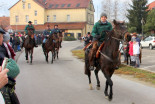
(0, 58, 20, 104)
(133, 37, 140, 67)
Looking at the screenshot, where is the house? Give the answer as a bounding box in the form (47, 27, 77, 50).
(9, 0, 95, 38)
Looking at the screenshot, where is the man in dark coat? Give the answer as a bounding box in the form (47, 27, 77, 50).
(51, 25, 60, 34)
(84, 32, 93, 46)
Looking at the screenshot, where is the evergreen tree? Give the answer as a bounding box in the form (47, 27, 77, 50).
(144, 9, 155, 33)
(127, 0, 148, 34)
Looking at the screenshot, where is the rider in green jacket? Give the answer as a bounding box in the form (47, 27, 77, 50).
(23, 21, 38, 47)
(89, 13, 112, 70)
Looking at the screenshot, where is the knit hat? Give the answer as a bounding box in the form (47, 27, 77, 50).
(3, 32, 10, 42)
(100, 12, 107, 18)
(6, 59, 20, 79)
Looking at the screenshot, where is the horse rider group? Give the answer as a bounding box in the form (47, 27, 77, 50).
(42, 24, 60, 48)
(23, 21, 60, 48)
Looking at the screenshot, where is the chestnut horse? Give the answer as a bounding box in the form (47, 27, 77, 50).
(84, 20, 127, 101)
(42, 33, 59, 63)
(23, 28, 35, 64)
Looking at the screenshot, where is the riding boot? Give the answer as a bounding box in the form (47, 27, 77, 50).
(33, 39, 38, 47)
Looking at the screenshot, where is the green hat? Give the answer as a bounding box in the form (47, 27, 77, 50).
(6, 59, 20, 79)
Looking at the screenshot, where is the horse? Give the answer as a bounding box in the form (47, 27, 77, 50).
(84, 20, 127, 101)
(23, 28, 35, 64)
(53, 33, 60, 59)
(58, 30, 63, 48)
(42, 33, 59, 63)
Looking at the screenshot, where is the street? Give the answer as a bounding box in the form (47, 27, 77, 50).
(16, 41, 155, 104)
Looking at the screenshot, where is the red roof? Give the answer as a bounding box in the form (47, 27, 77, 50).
(10, 0, 91, 10)
(34, 0, 90, 9)
(148, 1, 155, 10)
(0, 16, 10, 30)
(11, 22, 86, 31)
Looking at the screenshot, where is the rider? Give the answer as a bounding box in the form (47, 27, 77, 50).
(51, 25, 60, 34)
(84, 32, 93, 46)
(89, 12, 112, 70)
(42, 25, 52, 48)
(24, 21, 38, 47)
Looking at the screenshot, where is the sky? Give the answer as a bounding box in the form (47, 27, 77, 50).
(0, 0, 154, 22)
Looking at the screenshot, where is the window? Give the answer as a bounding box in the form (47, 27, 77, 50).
(67, 15, 70, 22)
(67, 4, 71, 7)
(47, 15, 50, 22)
(25, 15, 29, 22)
(76, 3, 80, 7)
(35, 11, 37, 16)
(15, 16, 19, 22)
(55, 4, 59, 8)
(28, 3, 31, 9)
(23, 3, 25, 9)
(34, 20, 37, 25)
(61, 4, 65, 7)
(53, 15, 56, 22)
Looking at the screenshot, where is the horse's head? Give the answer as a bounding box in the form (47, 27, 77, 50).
(124, 32, 131, 42)
(27, 27, 34, 35)
(113, 20, 127, 39)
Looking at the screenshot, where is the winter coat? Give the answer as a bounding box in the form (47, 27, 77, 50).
(133, 42, 140, 55)
(25, 25, 35, 35)
(91, 20, 112, 42)
(51, 28, 60, 34)
(0, 43, 9, 65)
(129, 41, 133, 56)
(43, 29, 52, 39)
(0, 78, 20, 104)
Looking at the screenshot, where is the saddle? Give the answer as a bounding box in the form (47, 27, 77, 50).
(83, 42, 92, 51)
(96, 42, 105, 58)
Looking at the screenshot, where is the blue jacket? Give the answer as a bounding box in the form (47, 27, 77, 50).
(43, 29, 52, 39)
(51, 28, 60, 34)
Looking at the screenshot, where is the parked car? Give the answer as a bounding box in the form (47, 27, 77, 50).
(140, 36, 155, 50)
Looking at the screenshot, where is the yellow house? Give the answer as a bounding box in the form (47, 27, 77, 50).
(9, 0, 95, 38)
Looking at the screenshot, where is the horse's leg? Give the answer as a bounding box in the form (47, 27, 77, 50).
(51, 51, 53, 64)
(57, 49, 59, 59)
(46, 52, 49, 63)
(102, 70, 113, 101)
(25, 49, 29, 63)
(94, 68, 100, 90)
(126, 54, 129, 65)
(30, 49, 33, 64)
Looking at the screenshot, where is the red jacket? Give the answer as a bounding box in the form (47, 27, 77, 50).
(129, 41, 133, 56)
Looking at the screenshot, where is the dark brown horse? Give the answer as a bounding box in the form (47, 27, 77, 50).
(23, 28, 35, 64)
(42, 33, 59, 63)
(84, 20, 127, 101)
(58, 30, 63, 48)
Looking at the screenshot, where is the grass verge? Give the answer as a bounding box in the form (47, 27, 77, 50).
(71, 49, 155, 85)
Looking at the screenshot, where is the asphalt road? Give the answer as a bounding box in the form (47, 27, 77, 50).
(16, 41, 155, 104)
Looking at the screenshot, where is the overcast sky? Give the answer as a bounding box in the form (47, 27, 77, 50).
(0, 0, 154, 22)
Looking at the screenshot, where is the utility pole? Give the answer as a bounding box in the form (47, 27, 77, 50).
(141, 18, 144, 38)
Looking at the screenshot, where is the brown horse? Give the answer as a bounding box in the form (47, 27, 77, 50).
(23, 28, 35, 64)
(84, 20, 127, 101)
(58, 30, 63, 48)
(42, 33, 59, 63)
(53, 33, 60, 59)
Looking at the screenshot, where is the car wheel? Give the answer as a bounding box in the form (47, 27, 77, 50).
(149, 44, 153, 50)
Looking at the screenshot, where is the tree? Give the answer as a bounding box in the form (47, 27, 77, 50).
(127, 0, 148, 34)
(144, 9, 155, 33)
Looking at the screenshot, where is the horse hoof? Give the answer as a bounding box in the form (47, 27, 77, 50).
(27, 60, 29, 63)
(96, 86, 100, 90)
(105, 96, 108, 99)
(89, 84, 93, 90)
